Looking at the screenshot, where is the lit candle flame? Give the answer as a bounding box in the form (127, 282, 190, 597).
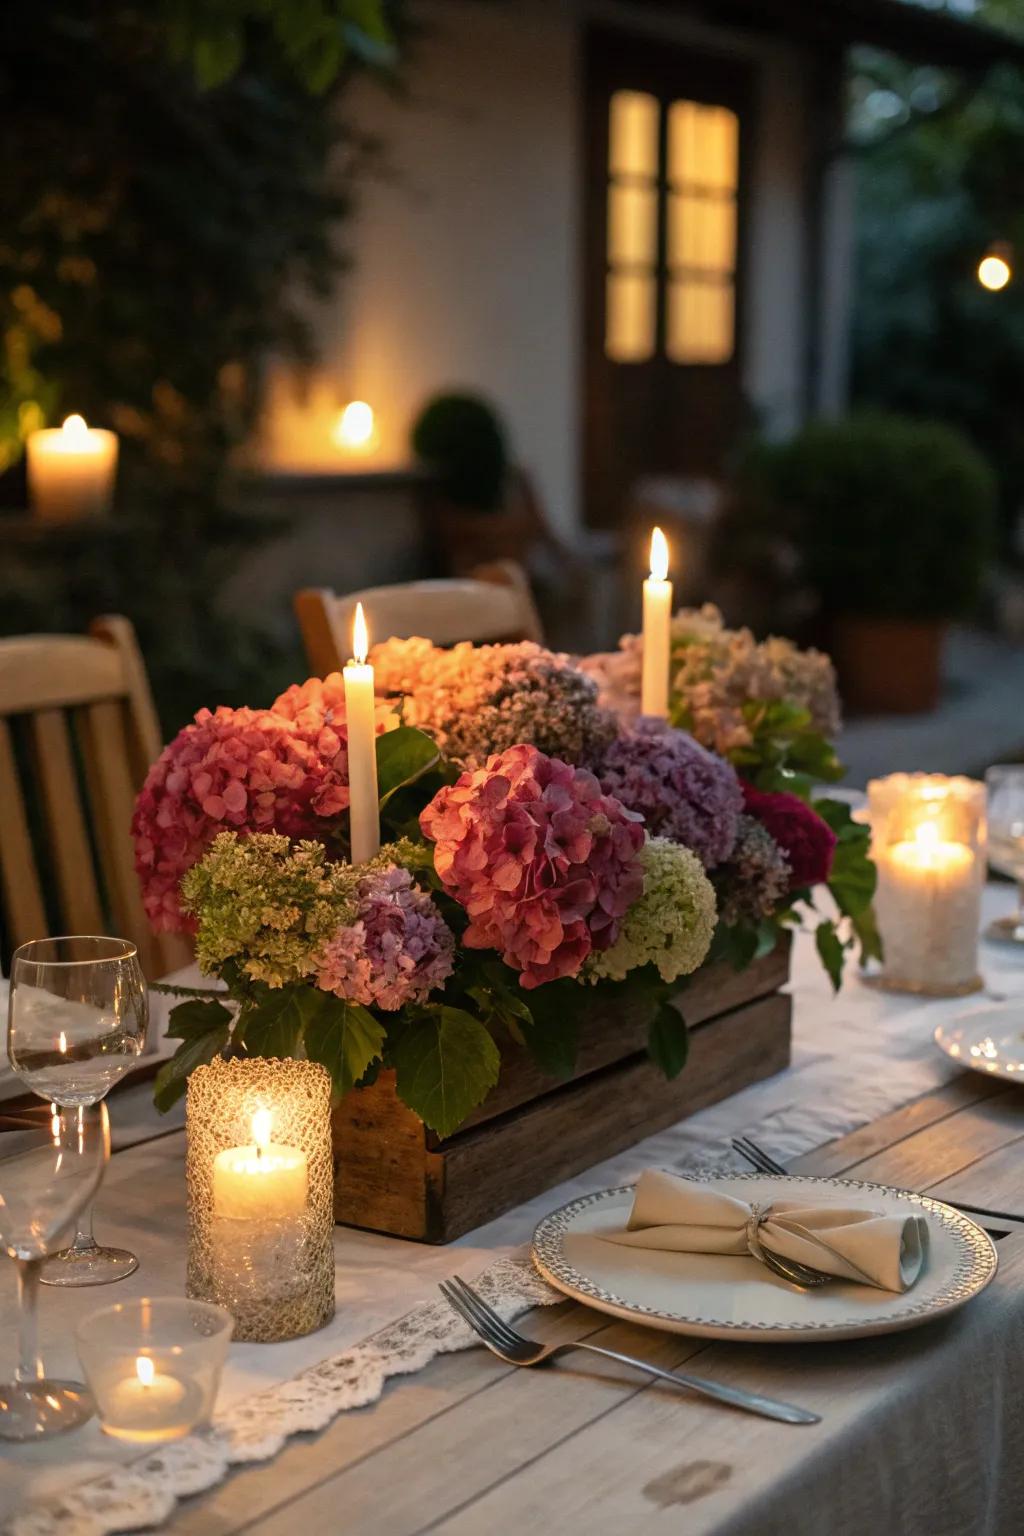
(915, 822, 940, 850)
(649, 526, 669, 583)
(61, 414, 89, 442)
(58, 1032, 67, 1055)
(136, 1356, 155, 1389)
(352, 601, 369, 666)
(252, 1107, 273, 1151)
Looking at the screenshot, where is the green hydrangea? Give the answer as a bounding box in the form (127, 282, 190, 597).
(182, 831, 428, 988)
(585, 836, 716, 984)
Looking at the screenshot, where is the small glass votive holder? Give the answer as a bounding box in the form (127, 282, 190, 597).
(76, 1297, 232, 1444)
(868, 772, 986, 996)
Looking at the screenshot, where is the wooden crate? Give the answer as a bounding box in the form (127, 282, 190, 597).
(331, 938, 792, 1242)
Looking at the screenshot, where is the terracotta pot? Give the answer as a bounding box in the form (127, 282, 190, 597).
(832, 616, 945, 715)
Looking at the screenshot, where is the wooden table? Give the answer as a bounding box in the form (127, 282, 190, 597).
(151, 1072, 1024, 1536)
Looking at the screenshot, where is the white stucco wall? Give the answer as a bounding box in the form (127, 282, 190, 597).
(257, 0, 843, 530)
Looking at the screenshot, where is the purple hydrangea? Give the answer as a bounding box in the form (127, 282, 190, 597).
(316, 865, 455, 1011)
(595, 718, 742, 869)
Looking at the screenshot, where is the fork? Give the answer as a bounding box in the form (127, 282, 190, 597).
(439, 1274, 820, 1425)
(732, 1136, 1023, 1227)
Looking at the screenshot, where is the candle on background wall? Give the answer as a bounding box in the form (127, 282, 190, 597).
(26, 413, 118, 522)
(641, 525, 673, 719)
(344, 602, 381, 865)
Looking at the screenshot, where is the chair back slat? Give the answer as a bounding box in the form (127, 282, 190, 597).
(0, 718, 48, 948)
(295, 561, 544, 677)
(0, 617, 191, 978)
(29, 709, 105, 936)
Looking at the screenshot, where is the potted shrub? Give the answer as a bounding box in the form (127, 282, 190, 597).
(738, 414, 996, 713)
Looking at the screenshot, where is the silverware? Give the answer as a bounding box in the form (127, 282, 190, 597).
(757, 1246, 831, 1290)
(439, 1273, 821, 1425)
(732, 1136, 1024, 1228)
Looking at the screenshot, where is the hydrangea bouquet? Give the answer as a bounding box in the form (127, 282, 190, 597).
(136, 626, 875, 1137)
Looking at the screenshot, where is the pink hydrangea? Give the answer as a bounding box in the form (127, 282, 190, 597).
(316, 865, 455, 1011)
(419, 744, 645, 989)
(133, 674, 392, 934)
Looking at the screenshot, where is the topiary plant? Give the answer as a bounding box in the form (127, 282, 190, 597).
(411, 392, 508, 512)
(739, 413, 997, 621)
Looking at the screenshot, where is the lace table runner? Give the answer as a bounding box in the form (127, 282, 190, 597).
(7, 1257, 560, 1536)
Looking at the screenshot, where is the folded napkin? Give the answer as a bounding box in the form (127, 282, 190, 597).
(605, 1170, 929, 1292)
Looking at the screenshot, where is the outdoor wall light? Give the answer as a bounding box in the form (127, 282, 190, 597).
(977, 243, 1012, 292)
(332, 399, 379, 453)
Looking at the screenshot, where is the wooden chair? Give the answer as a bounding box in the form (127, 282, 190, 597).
(295, 559, 545, 676)
(0, 615, 192, 979)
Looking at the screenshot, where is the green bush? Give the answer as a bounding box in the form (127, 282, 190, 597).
(411, 393, 508, 511)
(739, 413, 997, 621)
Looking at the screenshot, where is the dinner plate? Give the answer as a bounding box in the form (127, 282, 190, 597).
(934, 1003, 1024, 1084)
(531, 1172, 997, 1343)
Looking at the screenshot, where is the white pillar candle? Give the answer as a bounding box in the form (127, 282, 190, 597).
(212, 1107, 307, 1221)
(27, 414, 118, 522)
(874, 821, 982, 995)
(343, 601, 381, 865)
(641, 526, 673, 719)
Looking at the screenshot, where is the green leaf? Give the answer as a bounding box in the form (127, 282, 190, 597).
(153, 1022, 231, 1113)
(164, 997, 232, 1040)
(376, 726, 441, 810)
(647, 1002, 689, 1079)
(305, 996, 386, 1097)
(390, 1006, 500, 1138)
(852, 904, 884, 966)
(814, 919, 847, 993)
(515, 1001, 580, 1080)
(236, 986, 315, 1059)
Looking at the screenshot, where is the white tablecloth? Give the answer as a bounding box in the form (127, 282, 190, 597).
(3, 885, 1024, 1526)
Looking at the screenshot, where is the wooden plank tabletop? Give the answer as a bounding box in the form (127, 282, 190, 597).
(158, 1071, 1024, 1536)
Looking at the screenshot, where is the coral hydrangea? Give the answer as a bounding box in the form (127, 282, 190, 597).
(741, 783, 837, 890)
(132, 675, 392, 932)
(371, 636, 617, 767)
(595, 718, 742, 868)
(585, 837, 716, 984)
(580, 604, 840, 759)
(316, 865, 455, 1010)
(712, 814, 792, 927)
(419, 744, 645, 988)
(182, 832, 359, 987)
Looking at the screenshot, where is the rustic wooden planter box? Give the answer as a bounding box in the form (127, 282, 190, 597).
(331, 937, 792, 1243)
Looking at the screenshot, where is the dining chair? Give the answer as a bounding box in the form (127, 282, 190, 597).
(0, 615, 192, 979)
(294, 559, 544, 675)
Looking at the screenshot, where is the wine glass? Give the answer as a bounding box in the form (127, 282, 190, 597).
(7, 936, 148, 1285)
(0, 1102, 109, 1439)
(985, 766, 1024, 945)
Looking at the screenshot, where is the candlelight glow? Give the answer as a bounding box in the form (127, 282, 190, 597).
(333, 400, 375, 451)
(649, 525, 669, 582)
(135, 1356, 155, 1389)
(58, 1031, 67, 1055)
(251, 1107, 273, 1150)
(61, 413, 89, 442)
(978, 253, 1011, 291)
(352, 601, 369, 665)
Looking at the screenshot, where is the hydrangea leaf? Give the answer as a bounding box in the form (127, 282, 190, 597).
(647, 1002, 689, 1080)
(376, 726, 441, 810)
(390, 1006, 500, 1138)
(237, 986, 318, 1059)
(510, 983, 581, 1079)
(153, 1017, 231, 1112)
(815, 919, 847, 993)
(305, 997, 386, 1098)
(164, 997, 233, 1040)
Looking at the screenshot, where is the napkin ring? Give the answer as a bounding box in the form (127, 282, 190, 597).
(745, 1201, 771, 1265)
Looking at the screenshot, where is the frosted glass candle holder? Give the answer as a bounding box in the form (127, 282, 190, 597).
(186, 1057, 335, 1343)
(76, 1297, 231, 1444)
(868, 772, 985, 997)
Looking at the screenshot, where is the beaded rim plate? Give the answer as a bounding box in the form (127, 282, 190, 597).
(934, 1003, 1024, 1084)
(531, 1173, 998, 1343)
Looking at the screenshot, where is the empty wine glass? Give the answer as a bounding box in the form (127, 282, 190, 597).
(0, 1102, 109, 1439)
(985, 766, 1024, 945)
(7, 936, 148, 1285)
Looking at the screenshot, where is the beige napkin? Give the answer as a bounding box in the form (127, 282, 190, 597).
(605, 1170, 929, 1292)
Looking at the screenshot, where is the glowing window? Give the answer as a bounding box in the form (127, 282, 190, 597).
(665, 99, 739, 364)
(604, 90, 658, 362)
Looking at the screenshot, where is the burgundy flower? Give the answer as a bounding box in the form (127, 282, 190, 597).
(419, 744, 645, 988)
(741, 783, 837, 890)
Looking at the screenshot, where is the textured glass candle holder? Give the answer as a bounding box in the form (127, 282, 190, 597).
(76, 1297, 232, 1444)
(186, 1057, 335, 1343)
(868, 772, 985, 997)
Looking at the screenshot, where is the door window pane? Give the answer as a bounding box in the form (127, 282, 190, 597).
(609, 91, 659, 180)
(606, 272, 656, 362)
(666, 277, 734, 364)
(668, 191, 736, 272)
(608, 183, 658, 266)
(667, 101, 738, 191)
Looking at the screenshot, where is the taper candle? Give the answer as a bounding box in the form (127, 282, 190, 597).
(343, 601, 381, 865)
(641, 526, 673, 719)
